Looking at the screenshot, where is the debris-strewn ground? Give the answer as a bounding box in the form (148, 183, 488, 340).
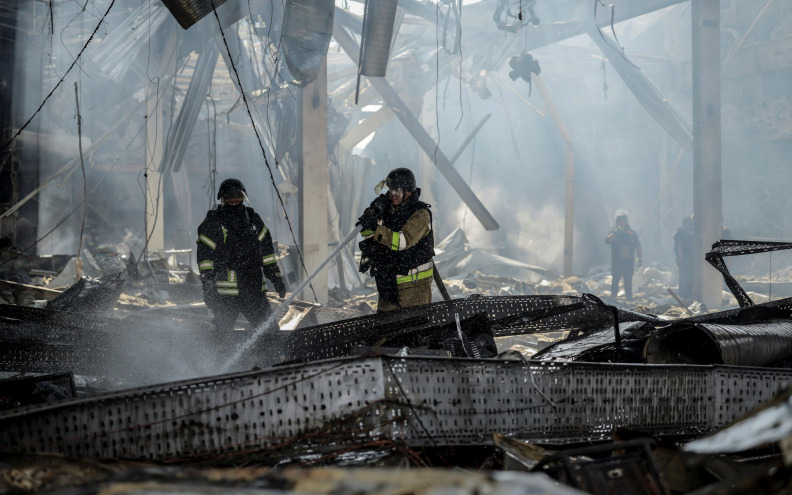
(3, 239, 792, 495)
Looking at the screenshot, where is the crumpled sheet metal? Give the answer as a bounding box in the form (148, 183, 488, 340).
(282, 0, 334, 86)
(644, 320, 792, 366)
(531, 321, 647, 361)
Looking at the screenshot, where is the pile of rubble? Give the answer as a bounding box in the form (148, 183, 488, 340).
(2, 237, 792, 494)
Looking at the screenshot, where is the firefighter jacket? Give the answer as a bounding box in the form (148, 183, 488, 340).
(359, 189, 434, 303)
(197, 205, 283, 295)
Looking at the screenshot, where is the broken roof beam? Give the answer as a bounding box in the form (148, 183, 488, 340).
(587, 28, 693, 153)
(334, 105, 394, 159)
(333, 10, 499, 231)
(91, 0, 171, 82)
(448, 113, 491, 165)
(165, 41, 220, 173)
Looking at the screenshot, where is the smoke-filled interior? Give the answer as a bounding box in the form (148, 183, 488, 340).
(1, 1, 790, 280)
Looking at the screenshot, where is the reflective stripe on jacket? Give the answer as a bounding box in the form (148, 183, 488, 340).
(197, 206, 283, 295)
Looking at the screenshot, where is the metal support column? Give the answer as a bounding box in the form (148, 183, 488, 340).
(299, 55, 329, 305)
(692, 0, 722, 308)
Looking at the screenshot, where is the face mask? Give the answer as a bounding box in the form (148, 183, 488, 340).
(224, 200, 245, 213)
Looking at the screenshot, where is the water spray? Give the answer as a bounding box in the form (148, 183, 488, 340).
(220, 225, 364, 373)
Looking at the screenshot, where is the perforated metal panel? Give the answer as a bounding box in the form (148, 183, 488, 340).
(0, 359, 384, 459)
(712, 367, 792, 428)
(381, 360, 716, 445)
(2, 357, 791, 460)
(285, 295, 652, 362)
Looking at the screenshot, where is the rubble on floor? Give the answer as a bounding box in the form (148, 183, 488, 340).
(2, 239, 792, 494)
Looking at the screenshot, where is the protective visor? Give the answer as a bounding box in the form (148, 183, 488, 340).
(374, 178, 406, 196)
(221, 189, 249, 203)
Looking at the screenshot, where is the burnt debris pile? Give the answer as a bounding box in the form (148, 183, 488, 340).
(1, 240, 792, 494)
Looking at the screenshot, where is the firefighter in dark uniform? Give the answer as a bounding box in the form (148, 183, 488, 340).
(197, 178, 287, 331)
(605, 209, 642, 300)
(356, 168, 435, 312)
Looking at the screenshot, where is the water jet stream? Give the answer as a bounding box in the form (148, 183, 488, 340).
(220, 225, 363, 372)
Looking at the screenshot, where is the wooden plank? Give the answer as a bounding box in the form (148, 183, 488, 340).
(0, 280, 62, 301)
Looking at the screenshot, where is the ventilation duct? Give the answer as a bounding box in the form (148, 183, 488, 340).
(161, 0, 230, 30)
(282, 0, 334, 87)
(358, 0, 399, 77)
(644, 321, 792, 367)
(354, 0, 399, 102)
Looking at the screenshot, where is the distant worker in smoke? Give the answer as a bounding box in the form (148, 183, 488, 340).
(197, 178, 287, 331)
(356, 167, 436, 312)
(673, 214, 695, 300)
(605, 209, 642, 300)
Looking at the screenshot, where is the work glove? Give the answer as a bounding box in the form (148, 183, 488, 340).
(201, 275, 220, 310)
(356, 195, 388, 232)
(356, 211, 378, 233)
(272, 276, 287, 298)
(369, 194, 389, 215)
(635, 257, 643, 268)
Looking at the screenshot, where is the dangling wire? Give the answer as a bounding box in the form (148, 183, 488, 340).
(0, 0, 117, 154)
(210, 0, 317, 302)
(593, 0, 639, 69)
(74, 82, 87, 281)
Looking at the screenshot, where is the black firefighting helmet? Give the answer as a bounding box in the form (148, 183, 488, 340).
(217, 178, 247, 202)
(385, 168, 416, 193)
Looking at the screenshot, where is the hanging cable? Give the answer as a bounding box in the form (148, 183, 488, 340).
(74, 82, 88, 281)
(210, 0, 317, 302)
(593, 0, 639, 69)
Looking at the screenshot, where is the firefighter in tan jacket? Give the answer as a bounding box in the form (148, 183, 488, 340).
(357, 168, 435, 312)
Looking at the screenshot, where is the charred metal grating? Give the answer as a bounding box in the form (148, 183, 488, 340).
(285, 295, 640, 362)
(1, 357, 791, 459)
(1, 295, 627, 376)
(382, 360, 716, 445)
(0, 359, 384, 459)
